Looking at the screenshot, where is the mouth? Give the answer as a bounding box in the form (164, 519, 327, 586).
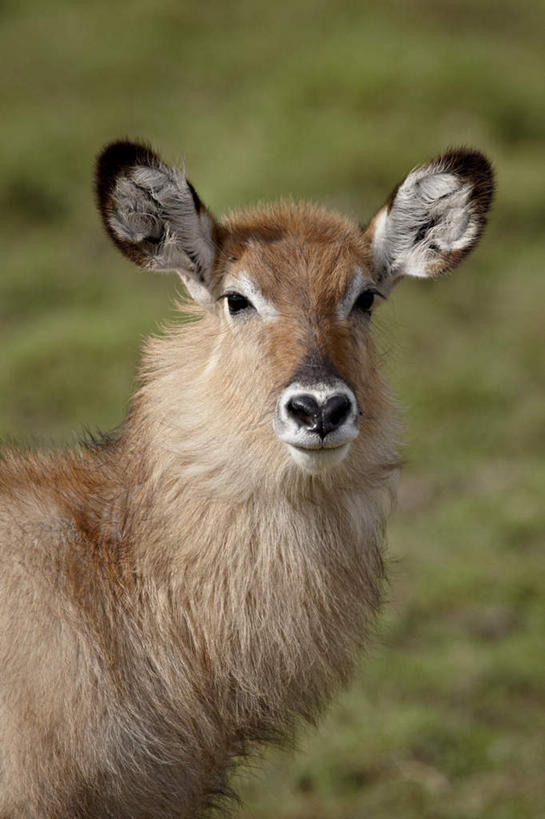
(285, 442, 351, 473)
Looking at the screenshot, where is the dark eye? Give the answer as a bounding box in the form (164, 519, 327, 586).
(353, 289, 376, 314)
(225, 292, 253, 315)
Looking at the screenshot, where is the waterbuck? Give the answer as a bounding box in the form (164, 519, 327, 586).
(0, 142, 493, 817)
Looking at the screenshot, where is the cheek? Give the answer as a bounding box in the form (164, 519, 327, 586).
(352, 335, 392, 433)
(326, 322, 386, 427)
(212, 324, 280, 420)
(322, 320, 372, 388)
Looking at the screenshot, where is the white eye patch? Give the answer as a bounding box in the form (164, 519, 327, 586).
(336, 269, 379, 319)
(222, 273, 279, 321)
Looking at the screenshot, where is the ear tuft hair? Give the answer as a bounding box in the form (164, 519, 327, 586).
(423, 147, 495, 231)
(95, 140, 219, 305)
(369, 147, 494, 282)
(96, 141, 164, 268)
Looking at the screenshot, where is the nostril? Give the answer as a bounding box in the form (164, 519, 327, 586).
(286, 394, 321, 431)
(322, 394, 351, 436)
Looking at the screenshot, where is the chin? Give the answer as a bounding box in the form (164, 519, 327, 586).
(286, 443, 351, 473)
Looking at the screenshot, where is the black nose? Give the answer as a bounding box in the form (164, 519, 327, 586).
(286, 393, 351, 438)
(322, 394, 351, 436)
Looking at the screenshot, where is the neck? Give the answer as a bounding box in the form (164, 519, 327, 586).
(76, 333, 400, 751)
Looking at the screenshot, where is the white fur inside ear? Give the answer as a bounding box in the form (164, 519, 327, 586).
(109, 164, 216, 286)
(372, 166, 478, 280)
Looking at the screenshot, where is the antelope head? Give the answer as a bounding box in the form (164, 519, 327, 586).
(96, 143, 493, 477)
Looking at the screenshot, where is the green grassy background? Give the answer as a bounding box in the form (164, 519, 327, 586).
(1, 0, 544, 816)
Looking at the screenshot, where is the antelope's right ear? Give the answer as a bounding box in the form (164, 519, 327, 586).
(96, 141, 219, 307)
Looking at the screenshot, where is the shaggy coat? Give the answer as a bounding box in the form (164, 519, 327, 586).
(0, 143, 493, 817)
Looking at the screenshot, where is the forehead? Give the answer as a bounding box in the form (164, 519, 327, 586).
(219, 202, 374, 304)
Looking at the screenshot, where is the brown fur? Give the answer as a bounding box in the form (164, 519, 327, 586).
(0, 146, 493, 816)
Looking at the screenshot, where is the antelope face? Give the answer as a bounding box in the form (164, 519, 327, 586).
(214, 224, 380, 473)
(96, 142, 493, 474)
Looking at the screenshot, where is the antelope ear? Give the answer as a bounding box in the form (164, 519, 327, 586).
(366, 149, 494, 283)
(96, 141, 219, 307)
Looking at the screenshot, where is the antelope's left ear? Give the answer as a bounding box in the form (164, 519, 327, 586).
(365, 149, 494, 283)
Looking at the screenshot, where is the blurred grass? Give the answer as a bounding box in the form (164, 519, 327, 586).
(1, 0, 544, 816)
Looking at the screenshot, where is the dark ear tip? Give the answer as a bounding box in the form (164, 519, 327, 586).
(439, 147, 495, 212)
